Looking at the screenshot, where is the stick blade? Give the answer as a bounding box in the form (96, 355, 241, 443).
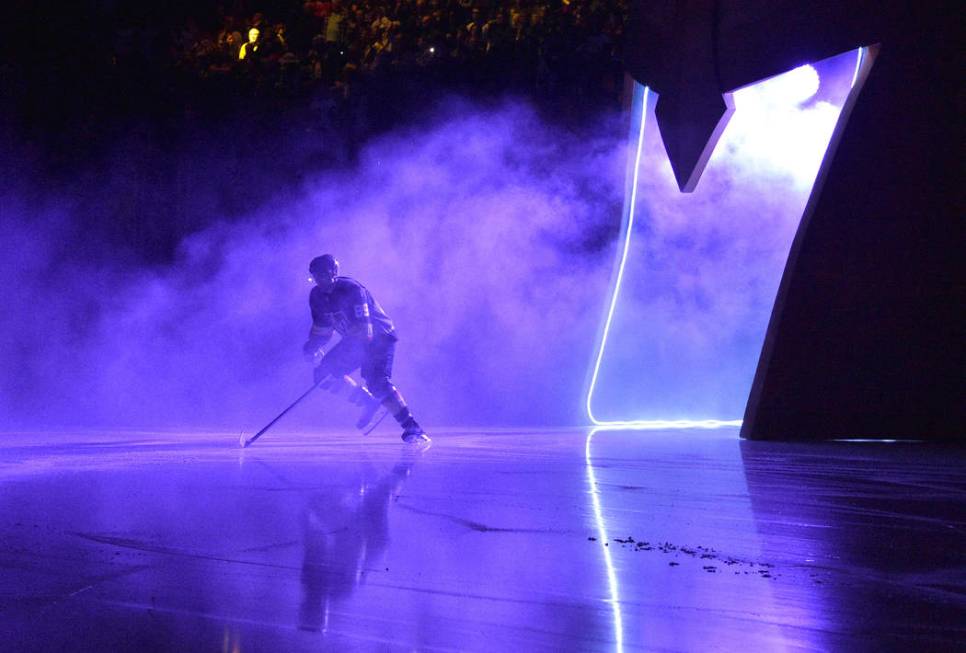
(362, 406, 391, 435)
(239, 432, 250, 448)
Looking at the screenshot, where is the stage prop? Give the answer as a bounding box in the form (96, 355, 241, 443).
(624, 1, 964, 440)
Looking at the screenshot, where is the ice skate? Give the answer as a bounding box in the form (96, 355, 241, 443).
(401, 424, 431, 445)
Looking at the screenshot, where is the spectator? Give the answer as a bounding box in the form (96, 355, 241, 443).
(324, 0, 347, 46)
(170, 0, 628, 110)
(239, 27, 261, 60)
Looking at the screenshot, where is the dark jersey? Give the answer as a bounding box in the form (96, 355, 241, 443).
(309, 277, 396, 341)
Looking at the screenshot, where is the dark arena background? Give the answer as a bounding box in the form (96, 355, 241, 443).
(1, 1, 963, 651)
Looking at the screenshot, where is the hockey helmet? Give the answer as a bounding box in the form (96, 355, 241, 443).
(309, 254, 340, 285)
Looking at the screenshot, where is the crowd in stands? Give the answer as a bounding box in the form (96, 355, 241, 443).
(0, 1, 628, 265)
(174, 0, 627, 105)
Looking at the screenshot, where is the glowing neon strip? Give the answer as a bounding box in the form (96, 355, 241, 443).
(584, 83, 650, 426)
(850, 47, 865, 88)
(585, 429, 623, 653)
(584, 84, 742, 429)
(586, 49, 866, 429)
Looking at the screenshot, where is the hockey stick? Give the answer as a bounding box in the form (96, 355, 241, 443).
(362, 406, 391, 435)
(240, 381, 322, 448)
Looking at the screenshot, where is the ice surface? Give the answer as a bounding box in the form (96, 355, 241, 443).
(1, 429, 963, 651)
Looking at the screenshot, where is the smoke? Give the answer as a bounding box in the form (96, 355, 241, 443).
(1, 99, 626, 431)
(0, 51, 859, 433)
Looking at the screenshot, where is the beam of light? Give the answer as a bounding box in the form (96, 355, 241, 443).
(585, 49, 866, 431)
(584, 428, 623, 653)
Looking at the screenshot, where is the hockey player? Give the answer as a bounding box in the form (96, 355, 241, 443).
(302, 254, 430, 444)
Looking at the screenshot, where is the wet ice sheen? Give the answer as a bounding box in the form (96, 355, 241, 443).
(0, 429, 963, 652)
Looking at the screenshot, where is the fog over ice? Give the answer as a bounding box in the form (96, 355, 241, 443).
(0, 53, 857, 433)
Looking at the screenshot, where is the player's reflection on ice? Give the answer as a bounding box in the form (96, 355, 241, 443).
(297, 446, 425, 632)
